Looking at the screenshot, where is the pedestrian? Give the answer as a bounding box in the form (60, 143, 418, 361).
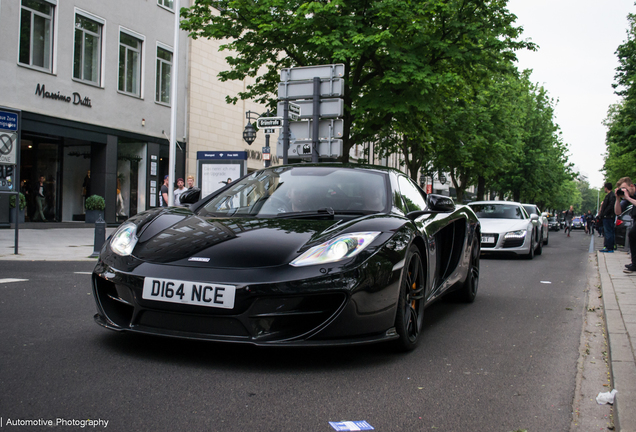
(33, 175, 47, 222)
(174, 178, 187, 206)
(614, 177, 636, 272)
(599, 181, 616, 253)
(160, 175, 169, 207)
(586, 210, 595, 235)
(563, 205, 575, 237)
(187, 175, 195, 189)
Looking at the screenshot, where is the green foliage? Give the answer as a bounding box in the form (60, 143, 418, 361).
(9, 192, 26, 210)
(85, 195, 105, 211)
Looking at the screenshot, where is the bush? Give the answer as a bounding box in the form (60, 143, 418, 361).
(85, 194, 105, 211)
(9, 192, 26, 210)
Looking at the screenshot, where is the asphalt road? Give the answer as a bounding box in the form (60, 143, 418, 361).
(0, 229, 601, 432)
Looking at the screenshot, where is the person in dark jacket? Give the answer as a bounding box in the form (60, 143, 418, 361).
(599, 182, 616, 252)
(615, 177, 636, 272)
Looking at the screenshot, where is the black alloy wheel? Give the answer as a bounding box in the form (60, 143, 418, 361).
(394, 245, 426, 351)
(453, 236, 480, 303)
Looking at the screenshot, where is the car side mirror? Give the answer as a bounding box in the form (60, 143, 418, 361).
(530, 214, 539, 221)
(427, 194, 455, 212)
(179, 187, 201, 205)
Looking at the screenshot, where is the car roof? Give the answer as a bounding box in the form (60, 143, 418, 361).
(468, 201, 523, 206)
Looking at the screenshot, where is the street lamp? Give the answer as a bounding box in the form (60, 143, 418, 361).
(242, 110, 273, 167)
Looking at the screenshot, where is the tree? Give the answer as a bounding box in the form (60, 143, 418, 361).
(180, 0, 532, 166)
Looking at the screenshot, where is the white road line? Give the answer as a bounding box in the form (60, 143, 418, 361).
(0, 278, 29, 283)
(74, 272, 93, 275)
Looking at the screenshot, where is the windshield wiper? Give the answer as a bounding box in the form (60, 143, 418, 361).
(272, 207, 335, 219)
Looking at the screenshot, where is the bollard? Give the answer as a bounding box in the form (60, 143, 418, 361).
(90, 214, 106, 258)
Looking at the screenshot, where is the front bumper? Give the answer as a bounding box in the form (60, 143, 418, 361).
(479, 232, 531, 255)
(92, 257, 401, 346)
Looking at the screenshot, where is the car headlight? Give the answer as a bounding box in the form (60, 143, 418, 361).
(110, 222, 138, 256)
(290, 232, 381, 267)
(504, 230, 526, 239)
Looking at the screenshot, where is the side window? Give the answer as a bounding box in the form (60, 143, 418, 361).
(158, 0, 174, 10)
(156, 46, 173, 104)
(73, 12, 103, 85)
(118, 30, 144, 96)
(19, 0, 55, 72)
(398, 176, 427, 212)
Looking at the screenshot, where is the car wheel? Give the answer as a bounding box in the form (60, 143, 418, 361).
(393, 245, 426, 352)
(544, 229, 549, 245)
(453, 236, 480, 303)
(535, 233, 543, 255)
(525, 232, 535, 260)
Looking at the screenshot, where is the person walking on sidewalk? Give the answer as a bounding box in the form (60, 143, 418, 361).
(563, 206, 575, 237)
(614, 177, 636, 272)
(599, 182, 617, 253)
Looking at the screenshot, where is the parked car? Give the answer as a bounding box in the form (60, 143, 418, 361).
(616, 205, 633, 247)
(548, 216, 561, 231)
(468, 201, 542, 259)
(522, 204, 549, 245)
(92, 163, 481, 352)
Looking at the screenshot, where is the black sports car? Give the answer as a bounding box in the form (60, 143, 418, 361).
(92, 164, 481, 351)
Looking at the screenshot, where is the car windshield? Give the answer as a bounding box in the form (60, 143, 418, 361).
(196, 166, 389, 217)
(469, 203, 525, 219)
(523, 205, 538, 216)
(548, 217, 558, 222)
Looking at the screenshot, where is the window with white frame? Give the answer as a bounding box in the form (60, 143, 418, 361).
(73, 12, 103, 85)
(118, 31, 143, 96)
(158, 0, 174, 10)
(156, 46, 173, 104)
(19, 0, 55, 71)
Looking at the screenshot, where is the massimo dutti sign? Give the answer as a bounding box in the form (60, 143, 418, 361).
(34, 83, 93, 108)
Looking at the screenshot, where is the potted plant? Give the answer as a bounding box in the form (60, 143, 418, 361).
(85, 194, 105, 223)
(9, 192, 26, 223)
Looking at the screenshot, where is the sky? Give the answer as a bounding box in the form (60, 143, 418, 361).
(507, 0, 635, 189)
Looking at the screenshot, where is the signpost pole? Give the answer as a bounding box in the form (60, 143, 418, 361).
(283, 100, 289, 164)
(13, 111, 21, 254)
(312, 77, 320, 163)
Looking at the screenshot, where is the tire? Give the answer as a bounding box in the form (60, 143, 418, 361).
(393, 245, 426, 352)
(535, 233, 543, 255)
(544, 229, 549, 246)
(453, 236, 480, 303)
(525, 232, 535, 260)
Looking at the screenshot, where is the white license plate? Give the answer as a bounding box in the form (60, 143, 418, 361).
(482, 236, 495, 244)
(142, 277, 236, 309)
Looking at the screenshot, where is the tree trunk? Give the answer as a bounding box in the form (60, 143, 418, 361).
(477, 176, 486, 200)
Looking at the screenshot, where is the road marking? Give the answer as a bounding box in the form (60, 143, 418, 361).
(0, 278, 29, 283)
(74, 272, 93, 275)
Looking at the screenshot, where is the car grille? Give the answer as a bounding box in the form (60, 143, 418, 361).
(503, 238, 525, 248)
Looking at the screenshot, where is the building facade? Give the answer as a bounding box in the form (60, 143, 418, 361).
(0, 0, 189, 224)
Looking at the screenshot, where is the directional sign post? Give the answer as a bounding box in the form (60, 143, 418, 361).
(288, 102, 301, 121)
(0, 107, 21, 254)
(256, 117, 283, 129)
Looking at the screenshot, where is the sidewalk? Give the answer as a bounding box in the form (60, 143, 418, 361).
(0, 224, 115, 261)
(598, 249, 636, 432)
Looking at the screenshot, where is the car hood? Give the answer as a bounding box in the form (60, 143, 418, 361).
(478, 218, 530, 234)
(128, 209, 389, 268)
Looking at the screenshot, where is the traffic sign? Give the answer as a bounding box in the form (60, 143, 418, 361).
(277, 99, 344, 119)
(278, 78, 345, 100)
(280, 64, 345, 82)
(288, 119, 344, 141)
(277, 139, 343, 159)
(256, 117, 283, 128)
(0, 111, 18, 131)
(262, 146, 271, 154)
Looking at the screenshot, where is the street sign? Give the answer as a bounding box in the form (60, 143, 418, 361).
(277, 139, 343, 159)
(256, 117, 283, 128)
(277, 99, 343, 119)
(280, 64, 345, 82)
(0, 111, 18, 131)
(288, 118, 344, 141)
(278, 78, 345, 100)
(262, 147, 271, 154)
(263, 128, 276, 134)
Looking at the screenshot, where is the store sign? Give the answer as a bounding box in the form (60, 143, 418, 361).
(35, 83, 93, 108)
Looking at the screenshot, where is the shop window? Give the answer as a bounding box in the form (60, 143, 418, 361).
(156, 46, 172, 105)
(118, 30, 144, 97)
(19, 0, 55, 72)
(73, 11, 103, 85)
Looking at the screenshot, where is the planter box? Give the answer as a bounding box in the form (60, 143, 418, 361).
(9, 208, 25, 224)
(85, 210, 104, 224)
